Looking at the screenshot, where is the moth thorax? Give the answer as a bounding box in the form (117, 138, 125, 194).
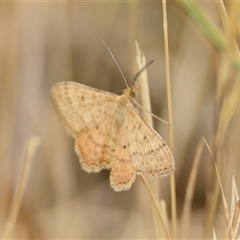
(123, 87, 136, 102)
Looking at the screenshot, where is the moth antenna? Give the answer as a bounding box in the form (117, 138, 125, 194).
(131, 60, 154, 86)
(99, 36, 129, 88)
(134, 100, 169, 125)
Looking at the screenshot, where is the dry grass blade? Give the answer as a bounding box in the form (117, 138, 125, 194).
(215, 0, 229, 30)
(215, 2, 240, 137)
(140, 175, 171, 239)
(231, 177, 240, 239)
(181, 140, 204, 239)
(215, 0, 240, 55)
(203, 138, 230, 239)
(230, 176, 239, 224)
(135, 41, 153, 127)
(135, 41, 162, 238)
(2, 136, 41, 239)
(203, 1, 240, 237)
(232, 200, 240, 236)
(213, 227, 217, 240)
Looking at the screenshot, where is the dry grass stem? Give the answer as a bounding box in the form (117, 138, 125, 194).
(162, 0, 177, 238)
(140, 175, 171, 239)
(203, 2, 240, 236)
(230, 176, 239, 219)
(2, 136, 41, 239)
(135, 41, 153, 127)
(203, 138, 231, 239)
(135, 41, 162, 238)
(231, 177, 240, 239)
(181, 140, 204, 239)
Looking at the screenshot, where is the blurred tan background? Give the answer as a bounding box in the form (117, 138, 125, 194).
(0, 1, 239, 239)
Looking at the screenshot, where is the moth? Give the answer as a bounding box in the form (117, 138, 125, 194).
(51, 76, 174, 191)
